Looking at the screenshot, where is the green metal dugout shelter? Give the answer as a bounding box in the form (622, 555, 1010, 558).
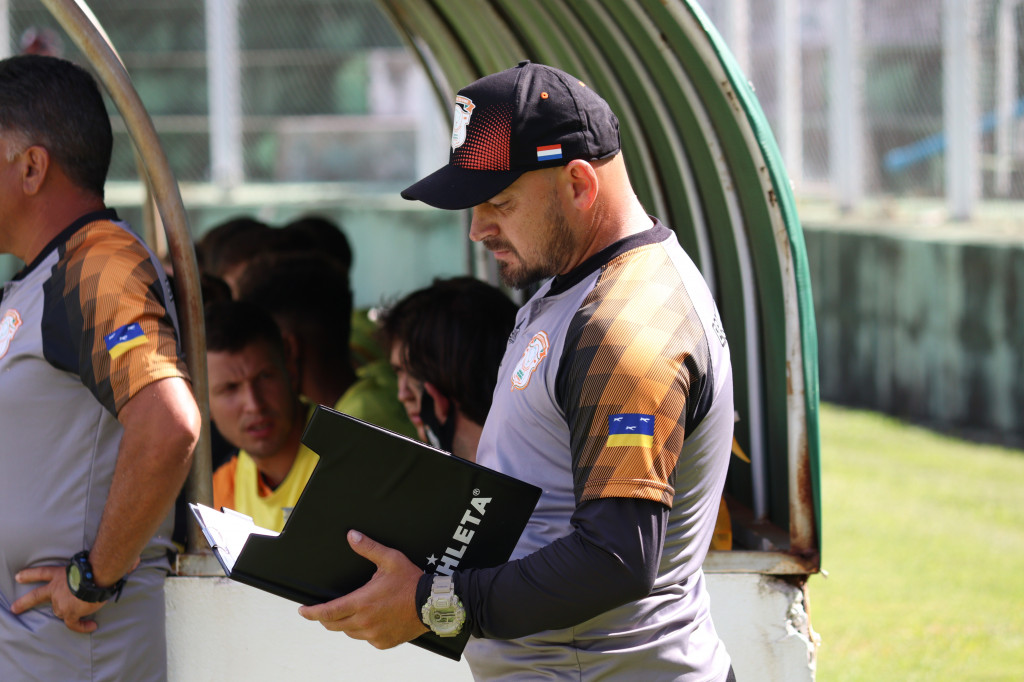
(376, 0, 821, 572)
(43, 0, 820, 573)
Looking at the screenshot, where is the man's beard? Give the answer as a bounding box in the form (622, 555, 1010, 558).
(487, 196, 576, 290)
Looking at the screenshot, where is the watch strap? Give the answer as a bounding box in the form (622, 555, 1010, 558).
(415, 572, 433, 620)
(429, 574, 456, 599)
(66, 551, 125, 603)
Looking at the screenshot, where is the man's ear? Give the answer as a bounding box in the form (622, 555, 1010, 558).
(22, 145, 50, 196)
(423, 381, 451, 424)
(564, 159, 598, 211)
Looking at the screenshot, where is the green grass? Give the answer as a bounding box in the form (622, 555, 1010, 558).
(810, 404, 1024, 681)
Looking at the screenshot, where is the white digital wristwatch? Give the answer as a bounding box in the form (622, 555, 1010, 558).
(420, 574, 466, 637)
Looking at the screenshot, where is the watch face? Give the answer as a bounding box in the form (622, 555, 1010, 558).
(428, 601, 465, 636)
(68, 563, 82, 592)
(432, 612, 456, 627)
(431, 613, 458, 635)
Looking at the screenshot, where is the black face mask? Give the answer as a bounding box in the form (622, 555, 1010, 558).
(419, 388, 456, 454)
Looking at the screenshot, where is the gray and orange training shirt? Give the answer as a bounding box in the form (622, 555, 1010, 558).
(461, 220, 734, 681)
(0, 210, 189, 679)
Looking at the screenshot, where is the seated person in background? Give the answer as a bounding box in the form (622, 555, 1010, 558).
(236, 251, 418, 438)
(196, 216, 274, 296)
(282, 214, 384, 368)
(281, 214, 353, 274)
(206, 300, 317, 531)
(379, 277, 518, 461)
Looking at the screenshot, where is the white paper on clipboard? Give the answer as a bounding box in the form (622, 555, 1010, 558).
(189, 503, 279, 573)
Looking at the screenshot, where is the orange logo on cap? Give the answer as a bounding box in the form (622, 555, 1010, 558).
(451, 95, 475, 151)
(0, 309, 23, 360)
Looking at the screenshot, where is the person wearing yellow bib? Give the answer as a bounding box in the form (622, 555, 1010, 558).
(203, 301, 307, 528)
(206, 298, 422, 532)
(205, 300, 310, 531)
(209, 414, 319, 531)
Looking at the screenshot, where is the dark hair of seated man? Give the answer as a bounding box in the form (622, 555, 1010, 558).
(281, 214, 353, 273)
(205, 298, 289, 359)
(380, 277, 517, 458)
(234, 251, 355, 408)
(196, 216, 274, 294)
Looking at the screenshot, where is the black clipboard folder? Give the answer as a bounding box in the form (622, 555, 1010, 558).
(190, 405, 541, 661)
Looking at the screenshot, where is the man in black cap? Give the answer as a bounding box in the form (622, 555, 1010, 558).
(300, 61, 736, 681)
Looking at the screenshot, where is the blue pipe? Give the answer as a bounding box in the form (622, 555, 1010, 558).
(883, 97, 1024, 173)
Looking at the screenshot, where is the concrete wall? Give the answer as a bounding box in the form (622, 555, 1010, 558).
(804, 223, 1024, 444)
(165, 577, 469, 681)
(165, 573, 816, 681)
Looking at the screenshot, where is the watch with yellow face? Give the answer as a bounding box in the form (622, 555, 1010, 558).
(66, 551, 125, 603)
(420, 574, 466, 637)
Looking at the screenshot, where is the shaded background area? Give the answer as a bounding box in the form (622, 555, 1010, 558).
(0, 0, 462, 307)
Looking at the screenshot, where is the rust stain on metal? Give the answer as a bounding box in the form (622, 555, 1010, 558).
(788, 359, 815, 561)
(789, 428, 818, 562)
(768, 188, 777, 207)
(721, 81, 741, 112)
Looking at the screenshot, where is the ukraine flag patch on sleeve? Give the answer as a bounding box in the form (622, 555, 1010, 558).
(104, 322, 148, 359)
(607, 413, 655, 448)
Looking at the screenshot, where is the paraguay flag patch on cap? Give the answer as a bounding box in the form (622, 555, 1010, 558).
(536, 144, 562, 161)
(104, 322, 147, 359)
(607, 413, 655, 448)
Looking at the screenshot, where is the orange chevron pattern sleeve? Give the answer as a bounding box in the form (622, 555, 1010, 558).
(59, 220, 189, 415)
(560, 244, 712, 507)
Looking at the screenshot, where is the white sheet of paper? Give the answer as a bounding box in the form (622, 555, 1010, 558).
(189, 503, 279, 572)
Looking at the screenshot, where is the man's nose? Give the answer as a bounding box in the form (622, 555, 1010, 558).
(469, 205, 497, 242)
(239, 383, 263, 412)
(396, 374, 414, 401)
